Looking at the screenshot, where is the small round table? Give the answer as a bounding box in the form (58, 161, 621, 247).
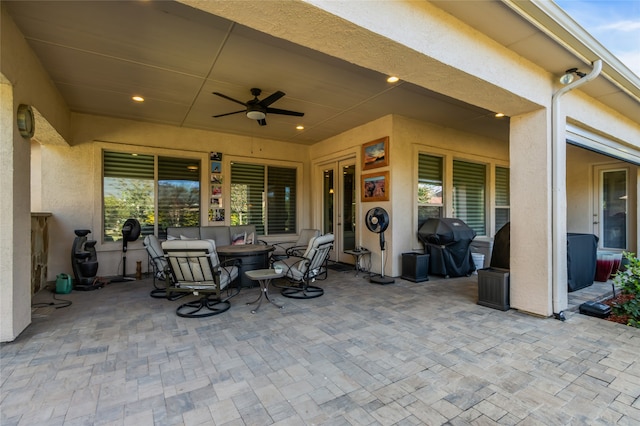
(244, 269, 284, 313)
(344, 248, 370, 276)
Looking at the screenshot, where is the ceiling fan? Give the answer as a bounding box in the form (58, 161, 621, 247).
(212, 88, 304, 126)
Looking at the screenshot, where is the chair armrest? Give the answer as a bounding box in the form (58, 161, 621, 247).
(285, 245, 307, 257)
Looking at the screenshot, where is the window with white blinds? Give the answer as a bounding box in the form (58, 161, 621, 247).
(495, 166, 510, 232)
(230, 162, 297, 235)
(103, 151, 200, 241)
(453, 160, 486, 235)
(158, 156, 201, 236)
(417, 154, 443, 228)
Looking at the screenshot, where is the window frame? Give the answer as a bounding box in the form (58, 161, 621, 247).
(416, 148, 508, 240)
(228, 156, 303, 237)
(98, 146, 206, 247)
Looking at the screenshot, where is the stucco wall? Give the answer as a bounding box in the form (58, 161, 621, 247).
(1, 5, 71, 341)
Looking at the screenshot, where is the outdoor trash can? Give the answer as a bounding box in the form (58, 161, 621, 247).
(401, 252, 429, 282)
(478, 268, 510, 311)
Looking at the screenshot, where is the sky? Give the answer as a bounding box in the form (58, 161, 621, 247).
(554, 0, 640, 77)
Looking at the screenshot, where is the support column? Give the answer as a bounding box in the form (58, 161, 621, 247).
(0, 79, 32, 342)
(509, 109, 554, 316)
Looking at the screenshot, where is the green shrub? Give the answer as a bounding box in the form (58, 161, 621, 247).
(612, 252, 640, 328)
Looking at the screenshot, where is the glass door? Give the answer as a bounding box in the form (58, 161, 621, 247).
(594, 167, 628, 249)
(322, 160, 356, 263)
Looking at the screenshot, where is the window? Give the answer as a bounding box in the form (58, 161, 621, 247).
(230, 162, 297, 235)
(453, 160, 486, 235)
(495, 166, 510, 232)
(103, 151, 200, 241)
(417, 154, 443, 228)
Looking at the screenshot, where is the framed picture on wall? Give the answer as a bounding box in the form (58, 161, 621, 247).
(362, 136, 389, 170)
(361, 171, 389, 202)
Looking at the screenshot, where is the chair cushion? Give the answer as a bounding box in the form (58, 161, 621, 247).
(143, 235, 167, 278)
(162, 239, 233, 289)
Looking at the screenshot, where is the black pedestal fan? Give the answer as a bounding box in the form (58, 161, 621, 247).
(111, 218, 141, 282)
(365, 207, 395, 285)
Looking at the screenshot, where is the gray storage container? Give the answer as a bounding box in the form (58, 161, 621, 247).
(401, 252, 429, 282)
(478, 268, 510, 311)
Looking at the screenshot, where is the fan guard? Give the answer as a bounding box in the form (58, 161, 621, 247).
(111, 218, 141, 282)
(365, 207, 389, 234)
(364, 207, 394, 285)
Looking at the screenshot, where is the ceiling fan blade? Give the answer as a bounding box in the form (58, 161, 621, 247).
(213, 92, 247, 107)
(257, 118, 267, 126)
(259, 91, 285, 107)
(213, 110, 245, 118)
(266, 107, 304, 117)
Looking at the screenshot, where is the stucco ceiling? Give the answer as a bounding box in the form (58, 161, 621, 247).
(4, 1, 637, 146)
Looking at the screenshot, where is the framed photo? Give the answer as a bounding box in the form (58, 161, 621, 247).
(210, 152, 223, 161)
(211, 161, 222, 173)
(361, 171, 389, 202)
(362, 137, 389, 170)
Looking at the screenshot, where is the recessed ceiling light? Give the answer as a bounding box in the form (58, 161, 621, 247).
(296, 125, 304, 130)
(132, 96, 144, 102)
(387, 76, 399, 83)
(495, 112, 505, 118)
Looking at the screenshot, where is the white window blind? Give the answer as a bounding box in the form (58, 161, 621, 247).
(495, 166, 510, 232)
(158, 156, 201, 235)
(417, 154, 443, 227)
(231, 163, 298, 235)
(453, 160, 486, 235)
(103, 151, 200, 241)
(103, 152, 154, 242)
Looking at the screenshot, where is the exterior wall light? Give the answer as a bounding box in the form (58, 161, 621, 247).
(559, 68, 586, 85)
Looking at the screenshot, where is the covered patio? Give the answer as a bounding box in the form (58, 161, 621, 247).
(2, 271, 636, 425)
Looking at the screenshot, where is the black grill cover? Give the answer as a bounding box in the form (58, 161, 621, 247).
(490, 222, 510, 269)
(418, 218, 476, 277)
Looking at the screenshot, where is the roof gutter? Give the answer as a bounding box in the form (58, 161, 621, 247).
(551, 59, 602, 320)
(502, 0, 640, 102)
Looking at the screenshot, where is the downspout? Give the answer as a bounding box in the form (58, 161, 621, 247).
(551, 59, 602, 319)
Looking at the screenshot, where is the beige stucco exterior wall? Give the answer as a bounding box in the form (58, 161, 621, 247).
(509, 109, 553, 315)
(0, 6, 71, 341)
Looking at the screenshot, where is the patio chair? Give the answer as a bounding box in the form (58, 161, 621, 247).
(162, 239, 240, 318)
(271, 229, 321, 260)
(272, 233, 334, 299)
(143, 235, 170, 298)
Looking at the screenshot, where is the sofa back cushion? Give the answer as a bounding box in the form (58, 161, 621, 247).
(167, 226, 200, 240)
(200, 226, 232, 246)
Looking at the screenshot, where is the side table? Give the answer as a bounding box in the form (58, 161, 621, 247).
(244, 269, 284, 313)
(344, 248, 370, 276)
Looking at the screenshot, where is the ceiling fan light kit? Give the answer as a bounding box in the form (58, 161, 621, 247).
(213, 87, 304, 126)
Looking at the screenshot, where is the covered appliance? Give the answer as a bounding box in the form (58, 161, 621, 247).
(418, 218, 476, 277)
(490, 222, 510, 269)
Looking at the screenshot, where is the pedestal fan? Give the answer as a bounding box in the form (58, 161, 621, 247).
(365, 207, 395, 285)
(111, 218, 141, 282)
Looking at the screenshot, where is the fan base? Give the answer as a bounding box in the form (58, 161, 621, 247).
(370, 275, 395, 285)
